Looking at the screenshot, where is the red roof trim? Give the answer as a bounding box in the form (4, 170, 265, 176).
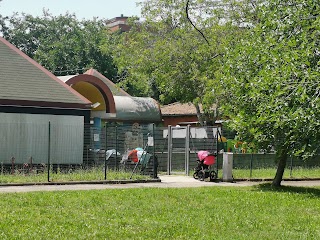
(65, 75, 116, 114)
(86, 68, 94, 75)
(84, 68, 130, 96)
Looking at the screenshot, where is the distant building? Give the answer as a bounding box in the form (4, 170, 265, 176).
(160, 102, 202, 126)
(161, 102, 217, 127)
(106, 14, 130, 33)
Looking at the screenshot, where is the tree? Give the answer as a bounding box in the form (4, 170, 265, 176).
(0, 11, 117, 79)
(109, 0, 239, 125)
(214, 0, 320, 186)
(0, 0, 4, 28)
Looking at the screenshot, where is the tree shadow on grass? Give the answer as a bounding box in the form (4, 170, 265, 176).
(253, 183, 320, 198)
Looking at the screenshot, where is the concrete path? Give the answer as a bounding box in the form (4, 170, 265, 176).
(0, 175, 319, 193)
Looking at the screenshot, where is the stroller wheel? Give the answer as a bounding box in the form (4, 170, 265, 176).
(193, 172, 198, 179)
(198, 170, 205, 181)
(209, 170, 217, 181)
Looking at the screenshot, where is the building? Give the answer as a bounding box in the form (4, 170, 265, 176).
(57, 68, 162, 127)
(0, 36, 91, 165)
(58, 69, 162, 154)
(160, 102, 203, 126)
(161, 102, 218, 127)
(106, 15, 131, 33)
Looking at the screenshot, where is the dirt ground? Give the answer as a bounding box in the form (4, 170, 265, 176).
(0, 175, 319, 193)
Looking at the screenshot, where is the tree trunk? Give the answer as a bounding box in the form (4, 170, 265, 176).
(194, 103, 205, 126)
(272, 148, 288, 187)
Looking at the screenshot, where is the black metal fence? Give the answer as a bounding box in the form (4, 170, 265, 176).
(0, 122, 320, 183)
(230, 153, 320, 179)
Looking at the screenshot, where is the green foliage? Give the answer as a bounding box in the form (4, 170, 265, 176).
(0, 11, 117, 79)
(110, 0, 233, 110)
(216, 0, 320, 162)
(0, 0, 4, 30)
(0, 187, 320, 239)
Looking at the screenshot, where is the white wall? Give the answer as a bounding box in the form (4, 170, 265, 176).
(0, 113, 84, 164)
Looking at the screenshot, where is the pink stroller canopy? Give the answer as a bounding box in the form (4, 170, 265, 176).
(197, 151, 215, 166)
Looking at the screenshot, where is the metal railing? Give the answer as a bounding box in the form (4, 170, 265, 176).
(0, 122, 319, 183)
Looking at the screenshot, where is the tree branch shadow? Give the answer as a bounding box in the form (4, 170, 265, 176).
(254, 183, 320, 198)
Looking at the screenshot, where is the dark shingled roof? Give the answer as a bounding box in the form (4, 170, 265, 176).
(0, 37, 91, 109)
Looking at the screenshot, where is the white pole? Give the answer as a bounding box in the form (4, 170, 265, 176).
(223, 152, 233, 182)
(185, 125, 190, 176)
(167, 125, 172, 175)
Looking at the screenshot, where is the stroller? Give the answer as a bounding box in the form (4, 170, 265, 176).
(193, 150, 217, 181)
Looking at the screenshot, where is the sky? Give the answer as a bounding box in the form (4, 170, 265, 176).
(0, 0, 143, 20)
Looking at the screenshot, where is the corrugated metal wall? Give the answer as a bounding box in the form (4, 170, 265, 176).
(0, 113, 84, 164)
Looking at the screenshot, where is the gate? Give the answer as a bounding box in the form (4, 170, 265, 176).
(166, 125, 221, 176)
(100, 123, 222, 178)
(166, 125, 190, 175)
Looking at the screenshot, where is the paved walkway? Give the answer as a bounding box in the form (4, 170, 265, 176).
(0, 175, 319, 193)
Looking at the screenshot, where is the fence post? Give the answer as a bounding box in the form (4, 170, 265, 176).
(86, 145, 89, 168)
(250, 153, 253, 178)
(47, 121, 51, 182)
(30, 156, 33, 171)
(216, 128, 222, 178)
(185, 125, 190, 176)
(115, 125, 118, 170)
(152, 123, 157, 179)
(104, 122, 107, 180)
(290, 155, 293, 178)
(167, 125, 172, 175)
(11, 157, 15, 175)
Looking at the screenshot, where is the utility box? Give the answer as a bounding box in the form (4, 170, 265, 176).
(223, 153, 233, 182)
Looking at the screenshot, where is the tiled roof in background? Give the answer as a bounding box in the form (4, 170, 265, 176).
(161, 102, 203, 115)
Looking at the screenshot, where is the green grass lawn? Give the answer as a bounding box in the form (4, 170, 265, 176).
(0, 168, 151, 183)
(232, 167, 320, 179)
(0, 185, 319, 239)
(1, 166, 319, 184)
